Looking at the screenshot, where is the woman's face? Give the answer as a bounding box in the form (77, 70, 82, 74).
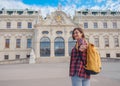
(73, 29, 82, 40)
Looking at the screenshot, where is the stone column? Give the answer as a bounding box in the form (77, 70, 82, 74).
(50, 28, 55, 58)
(65, 40, 69, 57)
(50, 39, 54, 58)
(109, 35, 114, 58)
(11, 35, 15, 50)
(34, 28, 40, 58)
(109, 35, 114, 48)
(22, 34, 26, 49)
(0, 35, 3, 50)
(36, 40, 40, 58)
(99, 34, 104, 49)
(119, 35, 120, 47)
(64, 29, 69, 57)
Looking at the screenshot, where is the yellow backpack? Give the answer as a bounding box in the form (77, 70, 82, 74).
(85, 43, 102, 75)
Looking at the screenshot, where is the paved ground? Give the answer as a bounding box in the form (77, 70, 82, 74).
(0, 62, 120, 86)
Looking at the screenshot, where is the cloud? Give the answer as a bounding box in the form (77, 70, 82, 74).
(0, 0, 30, 9)
(101, 0, 120, 11)
(95, 0, 103, 3)
(66, 0, 80, 4)
(0, 0, 56, 17)
(0, 0, 120, 18)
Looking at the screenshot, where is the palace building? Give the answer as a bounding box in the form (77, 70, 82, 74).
(0, 8, 120, 63)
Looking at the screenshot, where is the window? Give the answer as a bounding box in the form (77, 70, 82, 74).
(4, 55, 9, 60)
(26, 55, 30, 58)
(111, 12, 116, 15)
(114, 38, 119, 47)
(27, 39, 32, 48)
(56, 31, 63, 35)
(101, 12, 107, 15)
(84, 22, 88, 28)
(16, 55, 20, 59)
(5, 39, 10, 48)
(105, 38, 109, 47)
(82, 12, 88, 15)
(92, 12, 98, 15)
(17, 22, 22, 28)
(40, 37, 50, 57)
(7, 11, 13, 15)
(28, 22, 32, 28)
(0, 11, 2, 14)
(94, 22, 98, 28)
(6, 22, 11, 28)
(54, 37, 65, 56)
(27, 11, 34, 15)
(106, 53, 110, 58)
(116, 53, 120, 57)
(42, 31, 49, 34)
(113, 22, 117, 28)
(16, 39, 21, 48)
(94, 38, 99, 47)
(17, 11, 23, 15)
(103, 22, 107, 28)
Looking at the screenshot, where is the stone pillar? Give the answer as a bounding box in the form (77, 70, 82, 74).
(0, 35, 3, 50)
(119, 35, 120, 47)
(65, 40, 69, 57)
(109, 35, 114, 48)
(36, 41, 40, 58)
(11, 35, 15, 50)
(99, 35, 104, 49)
(64, 29, 69, 57)
(22, 35, 26, 49)
(50, 39, 54, 58)
(34, 28, 40, 58)
(29, 49, 35, 64)
(109, 35, 113, 58)
(50, 28, 55, 58)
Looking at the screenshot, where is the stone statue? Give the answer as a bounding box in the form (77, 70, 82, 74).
(29, 49, 36, 64)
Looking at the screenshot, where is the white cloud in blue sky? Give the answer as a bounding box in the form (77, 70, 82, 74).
(0, 0, 120, 17)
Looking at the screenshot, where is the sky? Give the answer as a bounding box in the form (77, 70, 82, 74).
(0, 0, 120, 17)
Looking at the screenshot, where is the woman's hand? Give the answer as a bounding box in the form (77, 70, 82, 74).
(79, 45, 87, 52)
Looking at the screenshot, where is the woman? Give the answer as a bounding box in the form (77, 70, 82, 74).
(69, 27, 90, 86)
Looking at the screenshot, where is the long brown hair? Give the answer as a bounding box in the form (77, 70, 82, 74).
(72, 27, 85, 40)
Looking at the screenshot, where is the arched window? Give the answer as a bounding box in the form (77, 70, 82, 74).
(114, 38, 119, 47)
(68, 37, 76, 56)
(56, 31, 63, 35)
(54, 37, 65, 56)
(104, 38, 109, 47)
(40, 37, 50, 57)
(42, 31, 49, 34)
(94, 38, 99, 47)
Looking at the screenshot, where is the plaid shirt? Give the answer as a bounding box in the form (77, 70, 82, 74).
(69, 39, 90, 79)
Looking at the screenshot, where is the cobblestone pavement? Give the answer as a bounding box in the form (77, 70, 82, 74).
(0, 62, 120, 86)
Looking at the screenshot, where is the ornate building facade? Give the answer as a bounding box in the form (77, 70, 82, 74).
(0, 8, 120, 63)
